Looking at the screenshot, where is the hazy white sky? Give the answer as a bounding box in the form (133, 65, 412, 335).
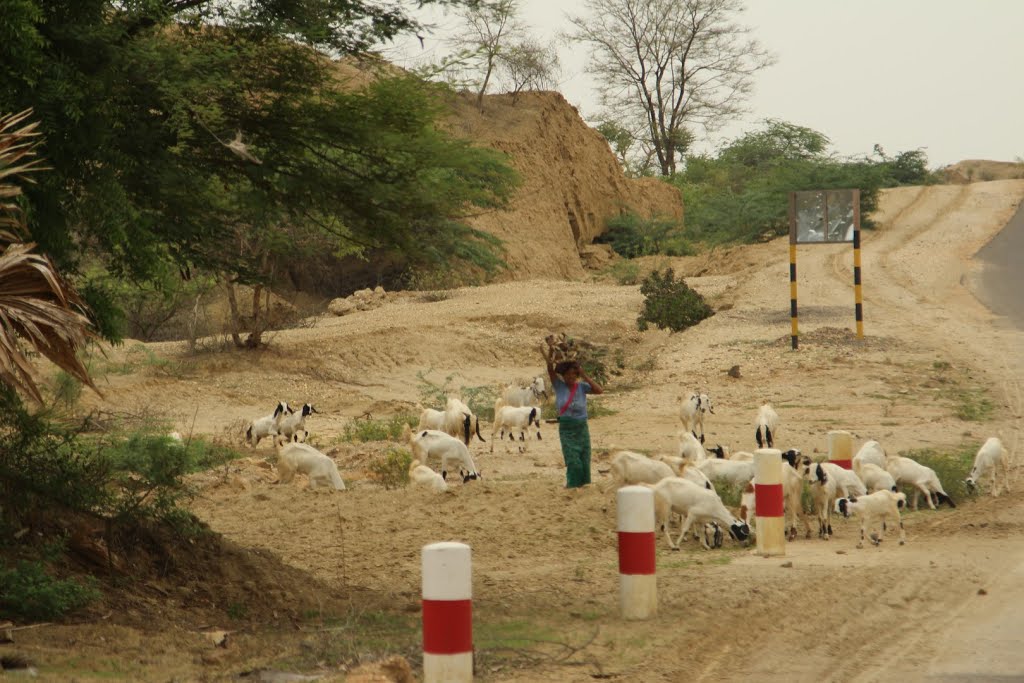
(388, 0, 1024, 167)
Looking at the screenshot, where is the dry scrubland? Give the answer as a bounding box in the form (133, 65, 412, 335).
(12, 181, 1024, 681)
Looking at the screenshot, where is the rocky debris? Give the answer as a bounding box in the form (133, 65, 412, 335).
(345, 656, 415, 683)
(327, 286, 393, 317)
(579, 244, 616, 270)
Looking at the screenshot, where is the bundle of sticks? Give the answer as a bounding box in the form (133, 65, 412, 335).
(541, 332, 595, 364)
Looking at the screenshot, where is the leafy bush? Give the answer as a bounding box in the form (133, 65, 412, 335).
(594, 213, 693, 258)
(0, 560, 99, 621)
(603, 259, 641, 285)
(368, 447, 413, 490)
(636, 268, 714, 333)
(340, 414, 417, 443)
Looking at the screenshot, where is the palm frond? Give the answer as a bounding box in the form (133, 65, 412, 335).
(0, 109, 97, 403)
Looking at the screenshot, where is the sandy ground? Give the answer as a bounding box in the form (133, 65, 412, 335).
(10, 181, 1024, 681)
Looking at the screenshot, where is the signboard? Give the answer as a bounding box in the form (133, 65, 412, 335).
(789, 189, 859, 244)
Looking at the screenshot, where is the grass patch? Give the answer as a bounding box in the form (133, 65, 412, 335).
(284, 609, 419, 669)
(951, 388, 995, 422)
(0, 560, 100, 621)
(367, 447, 413, 490)
(897, 443, 976, 504)
(339, 414, 417, 443)
(601, 259, 642, 286)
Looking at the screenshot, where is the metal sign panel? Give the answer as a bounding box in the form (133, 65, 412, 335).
(789, 189, 859, 244)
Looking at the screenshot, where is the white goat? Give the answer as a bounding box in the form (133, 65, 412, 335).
(500, 377, 547, 407)
(408, 458, 448, 493)
(276, 440, 345, 491)
(885, 455, 955, 510)
(246, 401, 293, 447)
(820, 462, 867, 498)
(728, 450, 754, 461)
(796, 457, 839, 540)
(607, 451, 675, 489)
(410, 429, 481, 482)
(738, 461, 811, 541)
(677, 430, 708, 464)
(965, 437, 1010, 497)
(490, 404, 542, 453)
(696, 458, 756, 489)
(278, 403, 318, 443)
(755, 404, 780, 449)
(853, 440, 888, 470)
(648, 478, 751, 550)
(444, 397, 487, 445)
(679, 392, 713, 444)
(835, 490, 908, 546)
(652, 454, 716, 491)
(853, 461, 898, 494)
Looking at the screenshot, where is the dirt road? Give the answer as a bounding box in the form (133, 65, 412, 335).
(36, 180, 1024, 681)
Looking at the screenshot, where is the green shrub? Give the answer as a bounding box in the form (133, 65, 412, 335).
(340, 414, 417, 442)
(636, 268, 714, 333)
(368, 447, 413, 490)
(594, 213, 692, 258)
(603, 260, 641, 285)
(0, 560, 99, 621)
(898, 444, 975, 504)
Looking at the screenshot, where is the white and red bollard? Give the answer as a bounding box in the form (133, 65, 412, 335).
(754, 449, 786, 556)
(616, 485, 657, 620)
(828, 430, 854, 470)
(422, 542, 473, 683)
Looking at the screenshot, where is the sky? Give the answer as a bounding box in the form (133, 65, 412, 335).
(386, 0, 1024, 168)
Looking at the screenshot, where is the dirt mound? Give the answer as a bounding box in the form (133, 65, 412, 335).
(940, 159, 1024, 184)
(445, 91, 683, 280)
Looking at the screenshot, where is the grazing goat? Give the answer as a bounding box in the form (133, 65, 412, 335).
(755, 404, 780, 449)
(606, 451, 675, 490)
(885, 456, 955, 510)
(696, 458, 756, 489)
(275, 439, 345, 490)
(648, 478, 750, 550)
(679, 392, 713, 444)
(835, 490, 908, 546)
(408, 459, 448, 493)
(677, 430, 709, 464)
(652, 454, 715, 491)
(738, 460, 811, 541)
(853, 440, 888, 470)
(820, 462, 867, 498)
(445, 397, 486, 445)
(410, 429, 481, 483)
(500, 377, 547, 407)
(965, 437, 1010, 497)
(246, 401, 293, 447)
(279, 403, 318, 443)
(853, 461, 898, 494)
(490, 405, 541, 453)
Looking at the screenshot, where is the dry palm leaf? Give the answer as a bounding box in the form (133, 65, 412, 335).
(0, 109, 97, 402)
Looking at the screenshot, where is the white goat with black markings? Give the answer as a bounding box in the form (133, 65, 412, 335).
(409, 429, 481, 483)
(408, 459, 448, 493)
(835, 490, 908, 546)
(606, 451, 675, 490)
(755, 404, 780, 449)
(885, 455, 955, 510)
(738, 460, 811, 541)
(490, 404, 541, 453)
(500, 377, 547, 407)
(445, 397, 487, 445)
(246, 401, 293, 447)
(965, 437, 1010, 497)
(278, 403, 318, 443)
(648, 478, 751, 550)
(679, 392, 713, 444)
(275, 438, 345, 491)
(820, 462, 867, 498)
(677, 430, 708, 464)
(796, 456, 839, 540)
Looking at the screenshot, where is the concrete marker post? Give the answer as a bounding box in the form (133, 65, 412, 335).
(422, 542, 473, 683)
(616, 486, 657, 620)
(754, 449, 785, 557)
(828, 430, 854, 470)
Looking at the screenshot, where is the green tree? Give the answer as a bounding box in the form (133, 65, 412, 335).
(0, 1, 518, 346)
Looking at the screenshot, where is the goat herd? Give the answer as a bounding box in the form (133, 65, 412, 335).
(239, 382, 1011, 553)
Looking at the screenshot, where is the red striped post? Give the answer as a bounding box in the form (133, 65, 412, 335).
(828, 430, 853, 470)
(422, 542, 473, 682)
(754, 449, 786, 557)
(617, 486, 657, 620)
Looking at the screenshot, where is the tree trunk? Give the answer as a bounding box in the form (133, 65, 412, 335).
(245, 284, 263, 348)
(223, 279, 244, 348)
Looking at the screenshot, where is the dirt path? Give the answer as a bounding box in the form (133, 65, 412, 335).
(38, 180, 1024, 681)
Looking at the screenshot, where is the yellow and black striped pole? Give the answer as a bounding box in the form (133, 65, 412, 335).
(852, 190, 864, 338)
(789, 242, 798, 349)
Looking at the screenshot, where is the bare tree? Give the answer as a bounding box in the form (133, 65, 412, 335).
(569, 0, 774, 176)
(450, 0, 522, 108)
(497, 37, 561, 102)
